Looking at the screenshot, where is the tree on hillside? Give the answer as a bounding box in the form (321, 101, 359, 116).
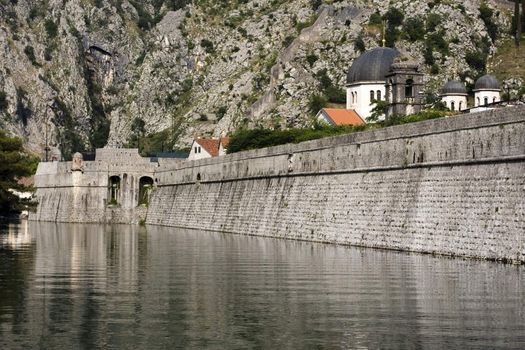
(0, 131, 38, 214)
(511, 0, 522, 46)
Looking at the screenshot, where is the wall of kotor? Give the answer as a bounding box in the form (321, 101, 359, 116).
(146, 107, 525, 263)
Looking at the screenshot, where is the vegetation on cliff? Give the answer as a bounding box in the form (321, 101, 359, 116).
(0, 131, 38, 214)
(227, 109, 450, 153)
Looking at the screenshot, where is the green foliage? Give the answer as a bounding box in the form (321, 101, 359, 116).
(24, 46, 39, 66)
(383, 7, 404, 47)
(403, 18, 425, 42)
(369, 11, 382, 26)
(384, 7, 404, 27)
(283, 35, 295, 47)
(383, 109, 448, 126)
(479, 2, 498, 42)
(354, 34, 366, 53)
(227, 125, 365, 154)
(200, 39, 215, 54)
(425, 13, 442, 32)
(310, 0, 322, 10)
(15, 88, 32, 126)
(216, 106, 227, 121)
(0, 91, 7, 111)
(44, 19, 58, 38)
(367, 100, 389, 123)
(306, 53, 318, 67)
(465, 51, 486, 72)
(0, 130, 38, 214)
(51, 98, 85, 160)
(308, 94, 327, 114)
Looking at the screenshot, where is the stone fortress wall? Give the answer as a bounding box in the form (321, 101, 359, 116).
(147, 106, 525, 263)
(33, 107, 525, 262)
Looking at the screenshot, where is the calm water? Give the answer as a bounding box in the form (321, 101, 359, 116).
(0, 221, 524, 349)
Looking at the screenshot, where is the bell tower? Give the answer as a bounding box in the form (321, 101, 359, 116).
(385, 61, 424, 118)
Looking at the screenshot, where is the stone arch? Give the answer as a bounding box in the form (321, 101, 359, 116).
(138, 176, 154, 206)
(108, 175, 121, 205)
(376, 90, 381, 101)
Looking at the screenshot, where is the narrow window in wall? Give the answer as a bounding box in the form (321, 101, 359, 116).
(376, 90, 381, 100)
(477, 97, 480, 106)
(451, 101, 455, 111)
(198, 146, 201, 153)
(405, 79, 414, 98)
(493, 97, 496, 103)
(484, 97, 488, 106)
(194, 146, 198, 153)
(459, 101, 463, 110)
(370, 90, 375, 102)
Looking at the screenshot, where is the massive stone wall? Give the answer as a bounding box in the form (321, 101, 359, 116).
(147, 107, 525, 263)
(32, 149, 158, 224)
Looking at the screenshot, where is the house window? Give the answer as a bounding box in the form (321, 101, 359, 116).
(405, 79, 414, 98)
(370, 90, 375, 102)
(376, 90, 381, 101)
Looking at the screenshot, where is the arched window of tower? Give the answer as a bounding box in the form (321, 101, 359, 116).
(405, 79, 414, 98)
(376, 90, 381, 101)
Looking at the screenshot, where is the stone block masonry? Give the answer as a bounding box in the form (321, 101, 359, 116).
(147, 107, 525, 263)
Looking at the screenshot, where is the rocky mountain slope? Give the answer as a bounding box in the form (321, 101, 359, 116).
(0, 0, 517, 158)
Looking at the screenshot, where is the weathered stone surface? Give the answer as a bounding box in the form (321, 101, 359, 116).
(32, 107, 525, 262)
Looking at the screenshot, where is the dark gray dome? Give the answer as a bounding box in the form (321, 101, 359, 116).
(474, 74, 500, 90)
(346, 47, 400, 84)
(441, 80, 467, 95)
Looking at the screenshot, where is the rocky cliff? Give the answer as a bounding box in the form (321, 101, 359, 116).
(0, 0, 516, 158)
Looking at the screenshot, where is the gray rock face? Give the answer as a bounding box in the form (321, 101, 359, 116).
(0, 0, 511, 157)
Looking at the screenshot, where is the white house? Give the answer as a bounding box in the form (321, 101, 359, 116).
(187, 137, 230, 161)
(346, 47, 400, 121)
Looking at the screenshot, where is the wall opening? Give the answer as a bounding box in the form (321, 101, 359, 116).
(405, 79, 414, 98)
(138, 176, 154, 206)
(376, 90, 381, 101)
(108, 176, 121, 205)
(484, 97, 488, 106)
(451, 101, 455, 111)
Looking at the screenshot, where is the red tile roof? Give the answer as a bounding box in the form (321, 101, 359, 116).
(195, 138, 221, 157)
(321, 108, 365, 126)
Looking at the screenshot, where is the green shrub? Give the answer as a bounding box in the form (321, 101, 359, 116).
(200, 39, 215, 54)
(354, 34, 366, 53)
(369, 11, 382, 26)
(306, 53, 318, 67)
(24, 46, 39, 66)
(44, 19, 58, 38)
(0, 91, 7, 111)
(308, 94, 327, 114)
(478, 2, 498, 42)
(403, 18, 425, 42)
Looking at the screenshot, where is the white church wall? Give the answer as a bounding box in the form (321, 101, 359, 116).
(474, 90, 500, 107)
(347, 82, 385, 121)
(442, 95, 468, 111)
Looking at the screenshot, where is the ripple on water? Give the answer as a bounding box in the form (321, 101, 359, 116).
(0, 221, 524, 349)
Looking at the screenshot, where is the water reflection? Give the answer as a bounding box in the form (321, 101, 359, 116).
(0, 222, 524, 349)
